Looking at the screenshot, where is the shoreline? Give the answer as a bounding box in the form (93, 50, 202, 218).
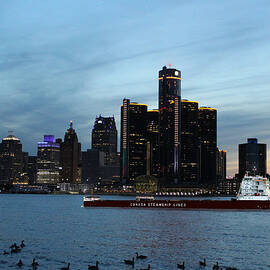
(0, 191, 234, 197)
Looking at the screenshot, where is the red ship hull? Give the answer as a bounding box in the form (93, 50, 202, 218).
(83, 199, 270, 210)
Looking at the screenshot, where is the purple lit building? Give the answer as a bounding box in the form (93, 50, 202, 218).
(37, 135, 60, 184)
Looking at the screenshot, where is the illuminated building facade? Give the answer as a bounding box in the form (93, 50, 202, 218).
(37, 135, 60, 184)
(180, 100, 200, 185)
(146, 110, 159, 176)
(60, 121, 81, 183)
(0, 133, 23, 185)
(91, 115, 117, 166)
(158, 66, 181, 184)
(239, 138, 266, 178)
(216, 148, 226, 182)
(120, 99, 148, 185)
(198, 107, 217, 186)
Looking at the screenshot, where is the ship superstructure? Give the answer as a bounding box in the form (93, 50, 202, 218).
(237, 175, 270, 201)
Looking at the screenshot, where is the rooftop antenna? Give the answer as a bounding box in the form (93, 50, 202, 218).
(69, 120, 73, 129)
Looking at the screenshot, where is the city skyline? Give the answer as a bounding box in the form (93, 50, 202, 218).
(1, 0, 270, 176)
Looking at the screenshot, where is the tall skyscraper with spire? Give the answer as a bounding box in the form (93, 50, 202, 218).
(59, 121, 81, 183)
(158, 66, 181, 184)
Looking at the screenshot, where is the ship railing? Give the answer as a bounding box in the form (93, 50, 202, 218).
(136, 196, 155, 201)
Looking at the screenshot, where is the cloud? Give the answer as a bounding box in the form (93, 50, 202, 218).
(0, 0, 269, 177)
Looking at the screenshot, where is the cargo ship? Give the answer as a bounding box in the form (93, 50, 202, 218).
(83, 175, 270, 210)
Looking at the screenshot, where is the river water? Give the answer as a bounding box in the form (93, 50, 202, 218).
(0, 194, 269, 270)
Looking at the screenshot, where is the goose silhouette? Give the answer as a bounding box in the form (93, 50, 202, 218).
(177, 261, 185, 269)
(88, 261, 99, 270)
(124, 257, 135, 267)
(60, 262, 70, 270)
(200, 258, 206, 267)
(136, 252, 147, 259)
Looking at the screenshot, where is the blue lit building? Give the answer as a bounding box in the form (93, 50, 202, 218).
(37, 135, 60, 184)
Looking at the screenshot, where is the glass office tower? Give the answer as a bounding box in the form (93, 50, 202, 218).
(158, 66, 181, 184)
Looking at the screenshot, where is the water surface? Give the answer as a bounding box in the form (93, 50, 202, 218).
(0, 194, 269, 269)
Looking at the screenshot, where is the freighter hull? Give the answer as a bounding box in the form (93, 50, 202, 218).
(83, 199, 270, 210)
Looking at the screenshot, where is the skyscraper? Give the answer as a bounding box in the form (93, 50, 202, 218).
(198, 107, 217, 186)
(59, 121, 81, 183)
(217, 148, 226, 182)
(81, 149, 104, 185)
(158, 66, 181, 184)
(180, 100, 200, 185)
(27, 156, 37, 185)
(239, 138, 266, 178)
(120, 99, 148, 185)
(91, 115, 117, 166)
(0, 133, 23, 185)
(37, 135, 60, 184)
(146, 109, 159, 176)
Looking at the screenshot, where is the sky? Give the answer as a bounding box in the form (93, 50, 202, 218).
(1, 0, 270, 176)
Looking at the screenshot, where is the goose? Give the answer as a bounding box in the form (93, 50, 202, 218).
(213, 262, 219, 270)
(124, 257, 135, 267)
(11, 247, 21, 253)
(32, 258, 39, 267)
(20, 240, 25, 248)
(60, 263, 70, 270)
(177, 261, 185, 269)
(136, 252, 147, 259)
(88, 261, 99, 270)
(200, 258, 206, 267)
(17, 259, 23, 267)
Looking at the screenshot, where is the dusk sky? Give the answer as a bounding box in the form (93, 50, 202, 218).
(1, 0, 270, 176)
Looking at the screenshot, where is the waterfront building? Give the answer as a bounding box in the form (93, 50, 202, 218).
(198, 107, 217, 186)
(27, 155, 37, 185)
(217, 178, 240, 195)
(146, 109, 159, 176)
(180, 100, 200, 185)
(0, 132, 23, 185)
(37, 135, 60, 184)
(120, 99, 148, 185)
(59, 121, 81, 183)
(238, 138, 266, 178)
(81, 149, 104, 185)
(158, 66, 181, 184)
(217, 148, 226, 182)
(91, 115, 117, 166)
